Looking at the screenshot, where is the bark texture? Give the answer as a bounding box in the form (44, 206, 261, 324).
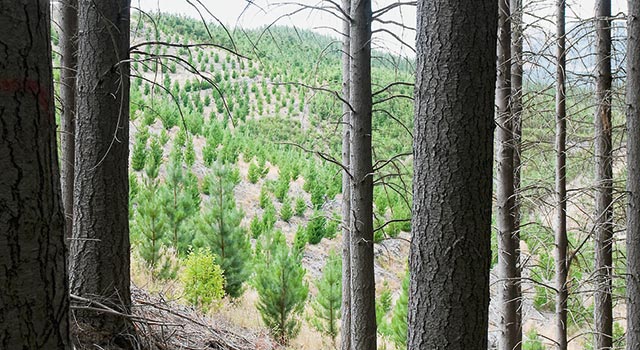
(60, 0, 78, 240)
(0, 1, 69, 348)
(348, 1, 376, 349)
(554, 1, 568, 349)
(408, 0, 497, 348)
(594, 0, 613, 348)
(340, 0, 352, 349)
(496, 0, 521, 348)
(69, 0, 133, 342)
(627, 1, 640, 348)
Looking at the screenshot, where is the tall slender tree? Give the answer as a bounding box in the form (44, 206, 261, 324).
(554, 1, 569, 349)
(69, 0, 133, 342)
(626, 0, 640, 348)
(340, 1, 352, 349)
(594, 0, 613, 348)
(408, 0, 498, 347)
(510, 0, 524, 347)
(60, 0, 78, 240)
(496, 0, 521, 348)
(0, 1, 69, 347)
(348, 0, 376, 349)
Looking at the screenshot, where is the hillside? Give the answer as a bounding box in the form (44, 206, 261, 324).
(50, 12, 629, 349)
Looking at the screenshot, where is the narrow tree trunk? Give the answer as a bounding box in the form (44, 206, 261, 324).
(340, 0, 352, 349)
(555, 1, 568, 349)
(60, 0, 78, 241)
(408, 0, 498, 347)
(594, 0, 613, 348)
(0, 1, 69, 348)
(511, 0, 524, 346)
(69, 0, 133, 344)
(496, 0, 521, 348)
(348, 1, 376, 349)
(626, 1, 640, 348)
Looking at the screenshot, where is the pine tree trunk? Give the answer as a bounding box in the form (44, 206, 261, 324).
(496, 0, 521, 348)
(0, 1, 69, 348)
(340, 0, 352, 349)
(408, 0, 498, 347)
(626, 1, 640, 347)
(348, 1, 376, 349)
(69, 0, 133, 343)
(511, 0, 524, 346)
(594, 0, 613, 348)
(60, 0, 78, 241)
(554, 1, 568, 349)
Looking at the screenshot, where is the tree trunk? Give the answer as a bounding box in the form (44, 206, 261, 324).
(626, 1, 640, 348)
(554, 1, 568, 349)
(69, 0, 133, 343)
(496, 0, 521, 348)
(340, 0, 352, 349)
(0, 1, 69, 348)
(511, 0, 524, 347)
(594, 0, 613, 348)
(60, 0, 78, 241)
(408, 0, 498, 348)
(348, 1, 376, 349)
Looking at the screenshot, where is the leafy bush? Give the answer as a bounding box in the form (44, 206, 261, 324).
(181, 249, 226, 310)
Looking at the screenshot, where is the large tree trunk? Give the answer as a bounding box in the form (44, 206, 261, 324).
(348, 1, 376, 349)
(554, 1, 568, 349)
(626, 1, 640, 348)
(0, 1, 69, 348)
(496, 0, 521, 348)
(340, 0, 352, 349)
(594, 0, 613, 348)
(408, 0, 498, 347)
(60, 0, 78, 241)
(510, 0, 524, 346)
(69, 0, 133, 343)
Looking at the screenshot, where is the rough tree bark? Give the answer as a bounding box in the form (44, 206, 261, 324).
(554, 1, 568, 349)
(348, 0, 376, 349)
(408, 0, 498, 348)
(0, 1, 69, 348)
(60, 0, 78, 240)
(496, 0, 521, 348)
(594, 0, 613, 348)
(626, 0, 640, 348)
(340, 0, 352, 349)
(69, 0, 133, 344)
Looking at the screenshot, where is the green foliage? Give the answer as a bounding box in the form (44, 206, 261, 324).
(194, 164, 250, 298)
(259, 187, 271, 209)
(248, 161, 261, 184)
(384, 271, 408, 348)
(145, 136, 163, 180)
(280, 197, 293, 222)
(274, 177, 290, 203)
(292, 225, 307, 257)
(310, 250, 342, 345)
(375, 283, 392, 327)
(262, 200, 277, 231)
(133, 183, 171, 278)
(307, 211, 326, 245)
(295, 197, 307, 217)
(522, 329, 544, 350)
(254, 231, 308, 345)
(131, 135, 148, 171)
(250, 215, 265, 239)
(181, 248, 226, 310)
(184, 138, 196, 166)
(161, 158, 194, 254)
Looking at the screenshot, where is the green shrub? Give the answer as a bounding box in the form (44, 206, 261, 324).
(307, 212, 326, 245)
(310, 250, 342, 345)
(280, 198, 293, 222)
(522, 329, 544, 350)
(295, 197, 307, 217)
(181, 249, 226, 310)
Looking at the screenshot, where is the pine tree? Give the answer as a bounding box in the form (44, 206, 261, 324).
(145, 136, 163, 180)
(254, 230, 309, 345)
(250, 215, 265, 239)
(161, 157, 193, 253)
(248, 161, 261, 183)
(311, 250, 342, 346)
(387, 271, 408, 348)
(293, 225, 307, 258)
(134, 183, 169, 274)
(195, 163, 250, 298)
(280, 197, 293, 222)
(307, 211, 326, 245)
(295, 197, 307, 217)
(131, 135, 147, 171)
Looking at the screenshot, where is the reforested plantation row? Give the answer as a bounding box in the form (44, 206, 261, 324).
(2, 0, 640, 349)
